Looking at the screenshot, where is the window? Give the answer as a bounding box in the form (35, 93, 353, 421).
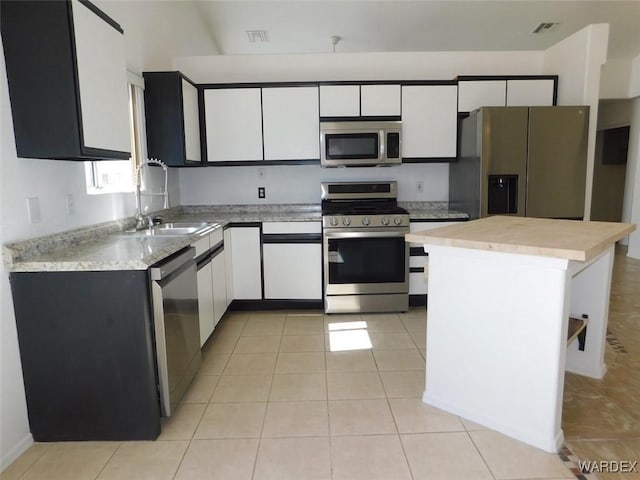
(84, 74, 146, 194)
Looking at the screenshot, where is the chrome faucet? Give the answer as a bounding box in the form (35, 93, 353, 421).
(135, 158, 169, 229)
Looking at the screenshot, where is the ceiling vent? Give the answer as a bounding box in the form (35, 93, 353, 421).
(246, 30, 269, 42)
(531, 22, 560, 34)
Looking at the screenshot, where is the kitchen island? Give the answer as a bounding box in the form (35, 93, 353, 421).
(405, 216, 635, 453)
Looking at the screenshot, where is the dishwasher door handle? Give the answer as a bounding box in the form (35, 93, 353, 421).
(151, 247, 195, 280)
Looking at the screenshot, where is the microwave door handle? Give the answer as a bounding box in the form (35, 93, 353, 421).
(379, 128, 385, 160)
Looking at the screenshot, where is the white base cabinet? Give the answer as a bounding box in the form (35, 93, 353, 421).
(262, 221, 322, 300)
(212, 251, 227, 326)
(409, 221, 467, 295)
(197, 261, 215, 347)
(230, 227, 262, 300)
(263, 243, 322, 299)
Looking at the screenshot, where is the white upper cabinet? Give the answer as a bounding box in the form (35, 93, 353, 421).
(320, 85, 360, 117)
(506, 79, 555, 106)
(458, 80, 507, 112)
(361, 84, 401, 116)
(204, 88, 263, 162)
(181, 79, 201, 162)
(1, 0, 130, 160)
(402, 85, 458, 158)
(72, 0, 130, 153)
(262, 86, 320, 160)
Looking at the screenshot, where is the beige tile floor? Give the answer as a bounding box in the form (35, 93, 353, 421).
(4, 249, 638, 479)
(563, 248, 640, 479)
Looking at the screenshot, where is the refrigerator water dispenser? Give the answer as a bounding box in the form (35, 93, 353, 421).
(488, 175, 518, 215)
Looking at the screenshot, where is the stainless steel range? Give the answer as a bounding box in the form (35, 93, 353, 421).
(321, 181, 409, 314)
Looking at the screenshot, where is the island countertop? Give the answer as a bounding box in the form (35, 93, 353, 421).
(405, 215, 636, 262)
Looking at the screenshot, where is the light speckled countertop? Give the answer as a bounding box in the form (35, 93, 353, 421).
(4, 203, 467, 272)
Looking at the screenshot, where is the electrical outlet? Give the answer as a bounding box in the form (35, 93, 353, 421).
(258, 187, 266, 199)
(27, 197, 41, 224)
(66, 193, 75, 216)
(416, 181, 424, 194)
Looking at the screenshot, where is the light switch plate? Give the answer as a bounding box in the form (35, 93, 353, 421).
(27, 197, 41, 223)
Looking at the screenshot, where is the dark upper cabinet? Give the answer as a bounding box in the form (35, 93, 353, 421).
(1, 0, 131, 161)
(143, 71, 202, 167)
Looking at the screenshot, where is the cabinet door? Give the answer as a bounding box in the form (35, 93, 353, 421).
(506, 79, 555, 106)
(409, 221, 466, 294)
(205, 88, 263, 162)
(320, 85, 360, 117)
(230, 227, 262, 300)
(197, 262, 215, 347)
(182, 79, 201, 162)
(361, 84, 401, 116)
(263, 243, 322, 299)
(223, 229, 234, 307)
(262, 87, 320, 160)
(402, 85, 458, 158)
(212, 252, 227, 326)
(458, 80, 507, 112)
(72, 0, 130, 153)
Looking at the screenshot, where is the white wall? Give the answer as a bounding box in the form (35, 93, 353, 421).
(625, 55, 640, 259)
(179, 163, 449, 205)
(600, 59, 632, 99)
(175, 50, 546, 84)
(543, 24, 610, 221)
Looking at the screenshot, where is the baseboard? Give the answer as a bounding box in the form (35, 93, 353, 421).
(229, 299, 323, 311)
(1, 433, 33, 472)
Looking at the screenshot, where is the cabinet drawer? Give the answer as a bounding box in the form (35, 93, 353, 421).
(193, 235, 210, 257)
(262, 222, 322, 234)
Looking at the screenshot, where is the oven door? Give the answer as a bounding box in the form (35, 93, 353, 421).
(323, 228, 409, 295)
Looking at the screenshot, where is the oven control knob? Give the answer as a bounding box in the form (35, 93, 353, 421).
(381, 216, 390, 226)
(393, 216, 403, 225)
(362, 217, 370, 226)
(342, 217, 351, 226)
(330, 217, 338, 226)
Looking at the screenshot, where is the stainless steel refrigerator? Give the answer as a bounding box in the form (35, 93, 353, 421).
(450, 106, 589, 219)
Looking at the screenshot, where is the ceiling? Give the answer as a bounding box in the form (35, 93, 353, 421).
(191, 0, 640, 60)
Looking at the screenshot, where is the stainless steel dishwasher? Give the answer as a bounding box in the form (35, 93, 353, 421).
(150, 247, 201, 416)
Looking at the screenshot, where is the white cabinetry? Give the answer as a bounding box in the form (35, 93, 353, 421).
(2, 0, 131, 159)
(409, 221, 466, 295)
(211, 248, 227, 326)
(262, 86, 320, 160)
(506, 79, 555, 106)
(402, 85, 458, 158)
(197, 259, 215, 347)
(458, 78, 555, 112)
(319, 84, 401, 117)
(182, 79, 201, 162)
(229, 226, 262, 299)
(320, 85, 360, 117)
(262, 222, 322, 300)
(361, 84, 401, 116)
(223, 228, 234, 307)
(458, 80, 507, 112)
(72, 1, 130, 153)
(196, 228, 226, 346)
(204, 88, 263, 162)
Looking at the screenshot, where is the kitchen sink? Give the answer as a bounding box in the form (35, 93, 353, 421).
(124, 222, 218, 236)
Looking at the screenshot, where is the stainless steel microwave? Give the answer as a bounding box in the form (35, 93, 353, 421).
(320, 121, 402, 167)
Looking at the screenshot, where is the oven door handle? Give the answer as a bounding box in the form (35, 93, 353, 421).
(323, 230, 407, 239)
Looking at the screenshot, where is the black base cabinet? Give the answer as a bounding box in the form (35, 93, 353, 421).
(10, 270, 161, 441)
